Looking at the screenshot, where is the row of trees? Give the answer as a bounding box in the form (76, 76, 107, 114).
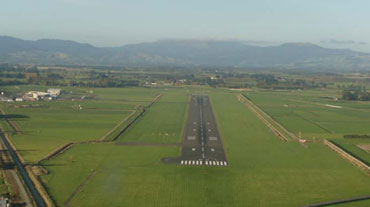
(342, 89, 370, 101)
(344, 134, 370, 139)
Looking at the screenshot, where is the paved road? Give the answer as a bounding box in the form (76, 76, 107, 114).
(180, 95, 228, 166)
(0, 131, 45, 207)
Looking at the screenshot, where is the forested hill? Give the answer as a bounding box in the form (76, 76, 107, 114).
(1, 36, 370, 70)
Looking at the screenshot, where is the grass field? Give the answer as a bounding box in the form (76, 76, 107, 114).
(38, 87, 370, 207)
(246, 89, 370, 139)
(246, 88, 370, 174)
(0, 86, 159, 163)
(116, 87, 189, 143)
(331, 138, 370, 166)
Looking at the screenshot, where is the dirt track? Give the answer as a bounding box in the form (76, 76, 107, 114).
(238, 94, 291, 141)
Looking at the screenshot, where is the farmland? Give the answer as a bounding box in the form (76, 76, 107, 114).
(29, 87, 370, 207)
(246, 89, 370, 139)
(116, 87, 189, 143)
(0, 86, 160, 163)
(245, 88, 370, 174)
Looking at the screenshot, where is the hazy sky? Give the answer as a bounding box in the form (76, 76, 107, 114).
(2, 0, 370, 51)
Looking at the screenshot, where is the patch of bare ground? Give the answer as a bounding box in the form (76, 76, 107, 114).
(357, 144, 370, 153)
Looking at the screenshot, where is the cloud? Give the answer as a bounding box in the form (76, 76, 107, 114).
(320, 39, 367, 45)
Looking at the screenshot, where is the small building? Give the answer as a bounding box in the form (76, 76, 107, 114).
(47, 88, 62, 97)
(15, 98, 23, 102)
(0, 198, 11, 207)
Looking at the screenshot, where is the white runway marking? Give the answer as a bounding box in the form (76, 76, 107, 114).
(208, 129, 211, 132)
(209, 137, 217, 141)
(192, 161, 195, 165)
(185, 160, 188, 165)
(181, 160, 184, 165)
(187, 136, 196, 140)
(224, 162, 227, 166)
(205, 161, 208, 165)
(196, 161, 199, 165)
(192, 148, 196, 151)
(200, 161, 203, 165)
(216, 161, 219, 166)
(220, 162, 224, 166)
(211, 148, 215, 152)
(213, 161, 216, 165)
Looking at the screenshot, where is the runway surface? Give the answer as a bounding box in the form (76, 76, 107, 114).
(180, 95, 228, 166)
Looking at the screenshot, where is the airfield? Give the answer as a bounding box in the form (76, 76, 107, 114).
(1, 86, 370, 206)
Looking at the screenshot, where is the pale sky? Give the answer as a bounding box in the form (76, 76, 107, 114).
(2, 0, 370, 52)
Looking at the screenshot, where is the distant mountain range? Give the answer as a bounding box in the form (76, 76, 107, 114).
(1, 36, 370, 70)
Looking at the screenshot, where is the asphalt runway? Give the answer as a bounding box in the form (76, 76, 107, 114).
(180, 95, 228, 166)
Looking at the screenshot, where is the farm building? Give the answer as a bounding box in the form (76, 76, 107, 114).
(0, 198, 11, 207)
(47, 88, 62, 96)
(22, 89, 62, 101)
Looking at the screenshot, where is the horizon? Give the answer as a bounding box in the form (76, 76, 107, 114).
(2, 1, 370, 52)
(2, 34, 370, 54)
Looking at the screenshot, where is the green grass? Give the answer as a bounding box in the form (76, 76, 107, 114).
(331, 139, 370, 166)
(40, 87, 370, 207)
(246, 89, 370, 139)
(1, 87, 159, 163)
(116, 88, 189, 143)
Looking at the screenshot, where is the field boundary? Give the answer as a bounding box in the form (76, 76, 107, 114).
(243, 94, 299, 140)
(38, 143, 74, 164)
(238, 94, 289, 141)
(38, 93, 164, 162)
(111, 93, 163, 141)
(116, 142, 181, 146)
(0, 107, 21, 133)
(302, 194, 370, 207)
(99, 110, 137, 141)
(323, 139, 370, 173)
(63, 170, 97, 207)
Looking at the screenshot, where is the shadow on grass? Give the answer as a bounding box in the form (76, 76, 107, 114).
(0, 114, 28, 119)
(41, 163, 68, 167)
